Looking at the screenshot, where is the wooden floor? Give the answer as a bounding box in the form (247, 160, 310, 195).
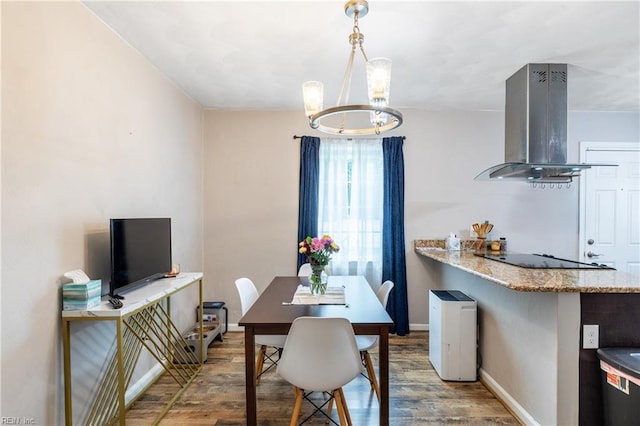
(124, 331, 520, 425)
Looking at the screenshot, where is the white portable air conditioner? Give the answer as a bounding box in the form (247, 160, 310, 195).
(429, 290, 477, 381)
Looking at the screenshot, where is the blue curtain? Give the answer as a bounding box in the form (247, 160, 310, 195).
(297, 136, 321, 270)
(382, 136, 409, 335)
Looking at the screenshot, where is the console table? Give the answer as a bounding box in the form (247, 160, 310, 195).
(62, 273, 204, 425)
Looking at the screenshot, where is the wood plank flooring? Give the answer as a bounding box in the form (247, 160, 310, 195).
(124, 331, 520, 425)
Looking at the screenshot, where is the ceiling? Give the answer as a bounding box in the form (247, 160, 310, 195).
(82, 1, 640, 112)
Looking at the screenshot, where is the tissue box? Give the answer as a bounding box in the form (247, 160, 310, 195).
(63, 280, 101, 310)
(445, 236, 461, 251)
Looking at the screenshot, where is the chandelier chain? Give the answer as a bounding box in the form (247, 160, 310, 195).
(352, 10, 368, 62)
(337, 44, 356, 107)
(335, 9, 369, 132)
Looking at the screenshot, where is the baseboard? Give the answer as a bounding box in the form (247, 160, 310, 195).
(409, 323, 428, 331)
(479, 368, 539, 426)
(125, 363, 165, 405)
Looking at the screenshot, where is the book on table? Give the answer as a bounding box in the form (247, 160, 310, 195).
(290, 285, 346, 305)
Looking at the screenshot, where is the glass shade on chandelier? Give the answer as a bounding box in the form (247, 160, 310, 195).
(302, 81, 324, 118)
(301, 0, 403, 135)
(367, 57, 392, 127)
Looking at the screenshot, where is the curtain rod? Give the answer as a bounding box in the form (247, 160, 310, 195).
(293, 135, 405, 141)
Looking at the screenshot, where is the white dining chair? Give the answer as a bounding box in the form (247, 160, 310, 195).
(297, 263, 312, 276)
(356, 280, 394, 401)
(277, 316, 362, 426)
(235, 277, 287, 384)
(297, 262, 331, 277)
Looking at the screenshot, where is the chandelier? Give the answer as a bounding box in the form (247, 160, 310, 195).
(302, 0, 403, 135)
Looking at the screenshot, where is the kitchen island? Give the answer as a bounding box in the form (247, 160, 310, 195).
(415, 240, 640, 426)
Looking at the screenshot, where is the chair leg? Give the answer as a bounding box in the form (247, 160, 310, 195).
(334, 388, 348, 426)
(326, 395, 334, 425)
(363, 351, 380, 401)
(290, 387, 304, 426)
(255, 345, 267, 385)
(338, 388, 352, 426)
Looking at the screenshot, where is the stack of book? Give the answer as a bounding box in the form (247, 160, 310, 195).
(290, 285, 346, 305)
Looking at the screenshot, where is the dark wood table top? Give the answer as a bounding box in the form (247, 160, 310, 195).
(238, 275, 394, 332)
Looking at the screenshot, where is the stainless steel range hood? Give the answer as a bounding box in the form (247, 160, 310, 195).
(475, 63, 615, 183)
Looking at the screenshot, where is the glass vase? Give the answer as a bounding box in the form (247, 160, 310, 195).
(309, 264, 327, 295)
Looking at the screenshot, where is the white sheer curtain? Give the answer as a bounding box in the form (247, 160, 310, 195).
(318, 138, 383, 286)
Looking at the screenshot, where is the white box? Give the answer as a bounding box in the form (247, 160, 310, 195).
(429, 290, 477, 381)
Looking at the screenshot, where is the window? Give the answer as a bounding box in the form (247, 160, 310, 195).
(318, 138, 383, 285)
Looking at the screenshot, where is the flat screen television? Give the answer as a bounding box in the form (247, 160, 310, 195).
(109, 218, 172, 297)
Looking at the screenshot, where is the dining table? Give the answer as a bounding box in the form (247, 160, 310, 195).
(238, 275, 394, 426)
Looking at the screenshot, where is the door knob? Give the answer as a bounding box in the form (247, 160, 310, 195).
(587, 239, 594, 245)
(586, 251, 603, 258)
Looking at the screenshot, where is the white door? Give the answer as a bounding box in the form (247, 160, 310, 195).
(579, 142, 640, 275)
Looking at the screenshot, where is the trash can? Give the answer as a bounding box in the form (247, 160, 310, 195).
(597, 347, 640, 425)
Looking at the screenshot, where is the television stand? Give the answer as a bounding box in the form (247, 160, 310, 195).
(62, 273, 204, 425)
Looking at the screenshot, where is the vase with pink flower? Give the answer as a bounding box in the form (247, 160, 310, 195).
(298, 235, 340, 295)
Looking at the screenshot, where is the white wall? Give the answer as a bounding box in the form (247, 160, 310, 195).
(1, 2, 203, 423)
(204, 109, 639, 328)
(2, 1, 638, 423)
(203, 111, 308, 321)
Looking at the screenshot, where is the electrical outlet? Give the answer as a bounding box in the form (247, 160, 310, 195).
(583, 325, 599, 349)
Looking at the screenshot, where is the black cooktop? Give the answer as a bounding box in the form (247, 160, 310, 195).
(476, 253, 615, 270)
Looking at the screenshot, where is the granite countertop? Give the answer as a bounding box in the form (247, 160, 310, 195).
(414, 240, 640, 293)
